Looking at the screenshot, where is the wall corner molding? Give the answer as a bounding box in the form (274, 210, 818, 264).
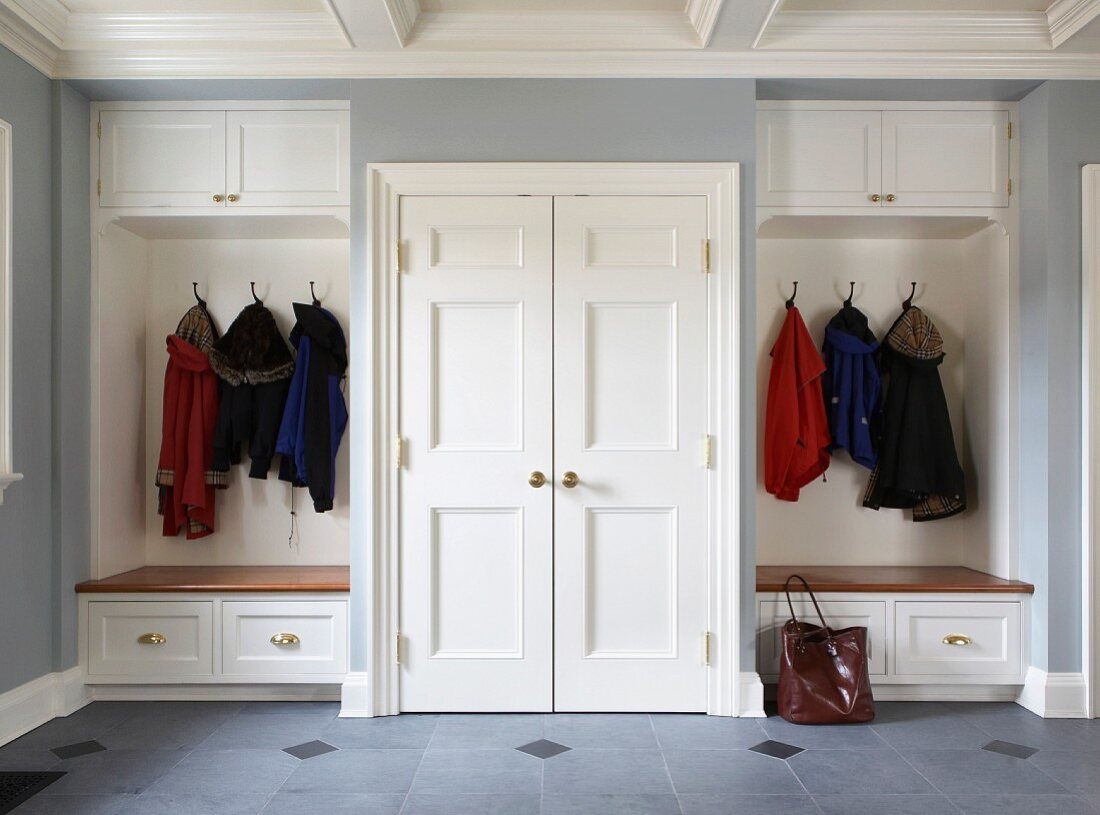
(0, 667, 90, 747)
(1016, 666, 1088, 718)
(737, 672, 766, 717)
(338, 672, 379, 718)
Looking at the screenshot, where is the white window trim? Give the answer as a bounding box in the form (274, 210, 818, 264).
(0, 119, 22, 503)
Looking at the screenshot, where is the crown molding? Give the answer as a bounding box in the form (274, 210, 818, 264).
(382, 0, 420, 46)
(755, 10, 1052, 51)
(0, 2, 58, 74)
(1, 0, 66, 45)
(37, 47, 1100, 80)
(64, 11, 352, 49)
(685, 0, 723, 47)
(1048, 0, 1100, 47)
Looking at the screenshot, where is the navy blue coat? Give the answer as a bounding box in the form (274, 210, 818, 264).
(822, 305, 881, 470)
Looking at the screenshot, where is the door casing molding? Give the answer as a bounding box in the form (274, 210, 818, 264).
(1083, 164, 1100, 720)
(346, 162, 742, 717)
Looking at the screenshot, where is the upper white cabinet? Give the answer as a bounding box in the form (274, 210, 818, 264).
(99, 110, 226, 208)
(758, 105, 1011, 209)
(99, 107, 350, 208)
(758, 110, 883, 207)
(883, 111, 1009, 208)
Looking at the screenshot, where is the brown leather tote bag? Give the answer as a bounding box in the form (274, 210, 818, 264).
(777, 575, 875, 724)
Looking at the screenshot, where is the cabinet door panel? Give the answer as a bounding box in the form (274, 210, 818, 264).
(88, 601, 213, 677)
(99, 111, 226, 208)
(895, 601, 1022, 677)
(758, 110, 882, 207)
(883, 111, 1009, 207)
(226, 110, 349, 207)
(757, 599, 887, 677)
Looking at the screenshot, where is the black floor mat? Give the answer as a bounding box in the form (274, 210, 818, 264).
(0, 772, 65, 814)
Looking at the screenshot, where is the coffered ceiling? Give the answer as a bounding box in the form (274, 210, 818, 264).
(2, 0, 1100, 79)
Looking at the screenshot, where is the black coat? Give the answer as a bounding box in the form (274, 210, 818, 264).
(863, 307, 966, 521)
(209, 303, 295, 479)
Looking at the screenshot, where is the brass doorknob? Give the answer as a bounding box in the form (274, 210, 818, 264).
(562, 471, 579, 489)
(870, 194, 881, 202)
(137, 633, 166, 645)
(942, 634, 972, 646)
(885, 194, 897, 203)
(227, 194, 240, 203)
(529, 471, 547, 488)
(212, 194, 225, 203)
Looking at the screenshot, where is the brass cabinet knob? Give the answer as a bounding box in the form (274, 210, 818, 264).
(227, 194, 240, 203)
(942, 633, 972, 646)
(271, 633, 301, 646)
(138, 632, 166, 645)
(562, 471, 579, 489)
(885, 194, 897, 203)
(212, 194, 225, 203)
(529, 471, 547, 488)
(870, 194, 881, 202)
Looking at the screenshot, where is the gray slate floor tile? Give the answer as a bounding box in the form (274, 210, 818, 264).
(951, 794, 1100, 814)
(197, 713, 329, 751)
(788, 748, 935, 795)
(3, 704, 139, 751)
(1029, 750, 1100, 797)
(429, 714, 544, 749)
(44, 749, 189, 796)
(10, 794, 136, 814)
(516, 738, 570, 759)
(402, 793, 542, 814)
(280, 748, 423, 795)
(98, 710, 231, 751)
(663, 748, 804, 795)
(813, 794, 960, 815)
(541, 793, 681, 814)
(749, 739, 804, 760)
(0, 750, 61, 770)
(650, 714, 766, 749)
(238, 702, 340, 717)
(119, 792, 269, 815)
(411, 748, 542, 795)
(543, 714, 658, 748)
(259, 793, 406, 815)
(322, 714, 438, 749)
(761, 715, 887, 749)
(144, 748, 299, 797)
(541, 748, 673, 795)
(903, 748, 1068, 795)
(50, 741, 105, 760)
(678, 794, 820, 814)
(983, 739, 1039, 759)
(283, 740, 338, 760)
(872, 704, 995, 750)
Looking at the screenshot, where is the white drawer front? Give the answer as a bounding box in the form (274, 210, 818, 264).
(88, 601, 213, 677)
(222, 601, 348, 676)
(895, 601, 1022, 677)
(758, 600, 886, 676)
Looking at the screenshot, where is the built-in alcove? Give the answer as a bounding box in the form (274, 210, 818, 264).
(92, 214, 351, 578)
(756, 214, 1015, 580)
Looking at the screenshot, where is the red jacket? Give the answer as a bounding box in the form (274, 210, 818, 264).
(156, 335, 221, 538)
(765, 306, 830, 501)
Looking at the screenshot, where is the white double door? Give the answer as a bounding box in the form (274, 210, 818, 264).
(398, 194, 710, 712)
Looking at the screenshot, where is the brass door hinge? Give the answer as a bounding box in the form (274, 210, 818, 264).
(703, 631, 712, 666)
(702, 435, 713, 469)
(96, 178, 101, 197)
(1007, 121, 1013, 140)
(96, 120, 101, 139)
(395, 631, 402, 664)
(703, 239, 711, 274)
(395, 239, 402, 273)
(394, 436, 404, 469)
(1008, 178, 1013, 197)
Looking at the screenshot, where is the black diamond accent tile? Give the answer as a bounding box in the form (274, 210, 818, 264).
(749, 740, 805, 760)
(283, 740, 338, 760)
(516, 739, 572, 759)
(983, 740, 1039, 759)
(50, 740, 106, 760)
(0, 772, 65, 814)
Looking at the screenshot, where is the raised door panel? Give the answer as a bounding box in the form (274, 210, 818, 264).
(99, 111, 226, 208)
(553, 195, 709, 712)
(222, 601, 347, 677)
(226, 110, 349, 207)
(895, 601, 1022, 677)
(88, 601, 213, 677)
(398, 195, 554, 712)
(882, 111, 1010, 207)
(757, 599, 887, 677)
(758, 110, 882, 207)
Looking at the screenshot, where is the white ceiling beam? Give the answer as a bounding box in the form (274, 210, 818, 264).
(1047, 0, 1100, 48)
(382, 0, 420, 46)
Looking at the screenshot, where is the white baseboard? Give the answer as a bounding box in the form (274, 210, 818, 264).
(736, 672, 766, 717)
(339, 672, 383, 717)
(86, 684, 342, 702)
(762, 680, 1021, 704)
(1016, 667, 1088, 718)
(0, 667, 90, 747)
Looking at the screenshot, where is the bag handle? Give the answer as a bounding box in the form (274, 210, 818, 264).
(784, 574, 832, 636)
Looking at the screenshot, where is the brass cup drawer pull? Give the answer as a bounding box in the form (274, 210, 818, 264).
(942, 633, 972, 646)
(271, 633, 301, 646)
(137, 632, 166, 645)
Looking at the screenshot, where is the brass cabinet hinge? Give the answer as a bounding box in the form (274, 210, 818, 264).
(703, 239, 711, 274)
(394, 436, 404, 469)
(395, 631, 402, 664)
(703, 631, 712, 666)
(702, 435, 713, 469)
(1008, 178, 1013, 197)
(1008, 121, 1013, 140)
(96, 120, 101, 139)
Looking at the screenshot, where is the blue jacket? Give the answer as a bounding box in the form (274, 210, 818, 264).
(277, 304, 348, 512)
(822, 305, 881, 469)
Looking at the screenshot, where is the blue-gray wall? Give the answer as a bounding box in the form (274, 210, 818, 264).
(0, 46, 58, 693)
(348, 78, 759, 669)
(1019, 80, 1100, 674)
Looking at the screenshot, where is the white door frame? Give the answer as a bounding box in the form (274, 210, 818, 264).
(345, 162, 741, 717)
(1084, 164, 1100, 719)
